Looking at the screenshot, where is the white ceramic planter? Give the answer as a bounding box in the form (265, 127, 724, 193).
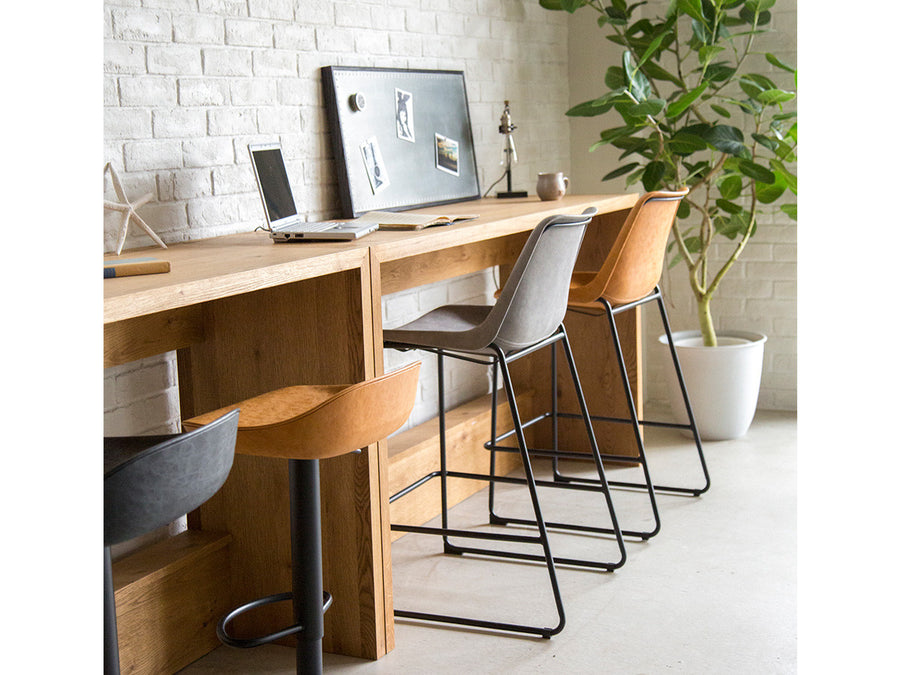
(658, 330, 767, 441)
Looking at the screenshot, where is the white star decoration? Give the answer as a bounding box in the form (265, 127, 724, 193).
(104, 162, 167, 255)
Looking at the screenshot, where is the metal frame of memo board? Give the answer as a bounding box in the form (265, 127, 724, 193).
(322, 66, 481, 218)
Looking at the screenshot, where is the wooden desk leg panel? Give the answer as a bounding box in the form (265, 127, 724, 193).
(180, 270, 390, 660)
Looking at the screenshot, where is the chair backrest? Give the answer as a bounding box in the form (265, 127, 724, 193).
(568, 189, 687, 306)
(485, 208, 596, 352)
(104, 409, 239, 546)
(184, 362, 421, 461)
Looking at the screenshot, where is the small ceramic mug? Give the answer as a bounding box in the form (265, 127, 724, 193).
(536, 172, 569, 201)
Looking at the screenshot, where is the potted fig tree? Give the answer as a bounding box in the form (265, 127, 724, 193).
(540, 0, 797, 439)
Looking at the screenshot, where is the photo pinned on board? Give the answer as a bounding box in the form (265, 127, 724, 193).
(435, 133, 459, 176)
(395, 88, 414, 143)
(361, 136, 389, 194)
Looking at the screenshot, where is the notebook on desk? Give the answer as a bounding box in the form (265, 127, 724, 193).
(248, 142, 379, 241)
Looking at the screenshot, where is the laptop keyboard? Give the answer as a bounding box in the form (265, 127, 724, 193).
(298, 221, 340, 232)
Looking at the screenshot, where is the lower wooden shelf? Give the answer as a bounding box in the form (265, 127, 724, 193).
(112, 530, 232, 675)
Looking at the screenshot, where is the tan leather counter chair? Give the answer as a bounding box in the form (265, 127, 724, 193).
(564, 188, 710, 506)
(184, 362, 420, 675)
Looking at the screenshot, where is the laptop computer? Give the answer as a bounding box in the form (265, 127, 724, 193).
(248, 142, 379, 241)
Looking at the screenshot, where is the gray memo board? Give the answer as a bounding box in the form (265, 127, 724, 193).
(322, 66, 480, 218)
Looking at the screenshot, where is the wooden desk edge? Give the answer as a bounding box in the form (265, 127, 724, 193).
(104, 242, 369, 325)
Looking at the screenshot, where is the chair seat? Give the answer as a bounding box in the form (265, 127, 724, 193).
(385, 304, 494, 353)
(567, 271, 607, 314)
(105, 409, 239, 547)
(183, 363, 421, 461)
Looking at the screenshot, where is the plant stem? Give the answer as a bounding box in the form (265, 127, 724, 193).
(697, 294, 717, 347)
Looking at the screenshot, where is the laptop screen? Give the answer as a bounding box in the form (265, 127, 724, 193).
(249, 144, 297, 226)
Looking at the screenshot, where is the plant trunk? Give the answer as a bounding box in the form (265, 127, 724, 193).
(697, 295, 717, 347)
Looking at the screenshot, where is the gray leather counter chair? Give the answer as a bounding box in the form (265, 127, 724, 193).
(487, 190, 709, 546)
(385, 208, 626, 640)
(183, 363, 420, 675)
(104, 409, 239, 675)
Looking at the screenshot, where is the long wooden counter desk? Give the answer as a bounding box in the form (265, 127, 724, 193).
(103, 193, 640, 672)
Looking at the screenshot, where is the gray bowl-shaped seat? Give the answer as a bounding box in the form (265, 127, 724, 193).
(104, 409, 239, 675)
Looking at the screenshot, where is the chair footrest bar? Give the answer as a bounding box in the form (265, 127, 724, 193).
(445, 541, 621, 571)
(488, 412, 552, 444)
(555, 411, 694, 430)
(391, 523, 544, 545)
(554, 473, 703, 496)
(216, 591, 333, 649)
(491, 513, 648, 541)
(483, 443, 622, 467)
(395, 609, 561, 639)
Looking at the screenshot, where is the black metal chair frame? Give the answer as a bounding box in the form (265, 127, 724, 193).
(216, 457, 333, 675)
(387, 324, 627, 639)
(486, 286, 710, 543)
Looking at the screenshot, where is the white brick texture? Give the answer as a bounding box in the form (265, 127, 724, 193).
(104, 0, 572, 436)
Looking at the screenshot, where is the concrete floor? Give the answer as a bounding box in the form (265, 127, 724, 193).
(180, 409, 797, 674)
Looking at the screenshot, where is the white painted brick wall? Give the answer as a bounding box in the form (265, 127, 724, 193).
(104, 1, 571, 440)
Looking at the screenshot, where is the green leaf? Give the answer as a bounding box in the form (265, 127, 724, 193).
(602, 162, 640, 181)
(757, 89, 796, 106)
(678, 0, 707, 24)
(684, 235, 703, 253)
(747, 0, 776, 11)
(600, 125, 640, 144)
(605, 66, 626, 89)
(698, 45, 725, 66)
(704, 125, 747, 156)
(566, 89, 627, 117)
(628, 98, 666, 117)
(740, 6, 772, 25)
(739, 74, 777, 99)
(709, 103, 732, 118)
(770, 159, 798, 194)
(566, 100, 605, 117)
(605, 3, 628, 21)
(715, 211, 753, 239)
(737, 158, 776, 183)
(539, 0, 565, 9)
(668, 130, 708, 155)
(781, 203, 798, 220)
(677, 200, 691, 219)
(642, 160, 667, 190)
(666, 81, 709, 119)
(751, 133, 780, 153)
(641, 60, 683, 85)
(719, 174, 743, 199)
(637, 31, 668, 68)
(756, 176, 786, 204)
(765, 52, 796, 73)
(705, 63, 737, 82)
(716, 198, 743, 214)
(622, 51, 652, 101)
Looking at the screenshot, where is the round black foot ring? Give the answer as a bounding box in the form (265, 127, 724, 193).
(217, 591, 334, 649)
